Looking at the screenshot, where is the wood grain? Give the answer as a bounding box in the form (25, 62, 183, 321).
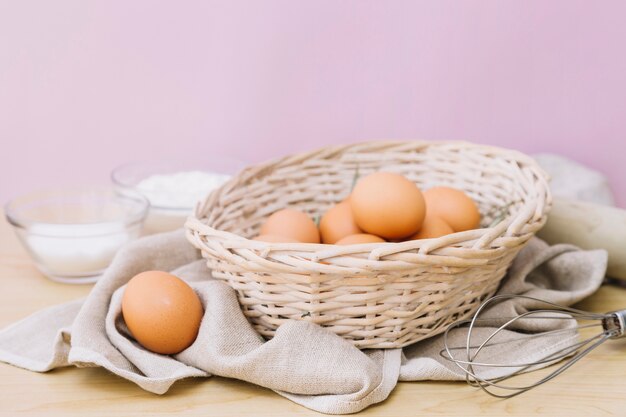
(1, 211, 626, 416)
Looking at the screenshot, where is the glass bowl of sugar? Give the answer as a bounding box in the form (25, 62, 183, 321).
(111, 159, 244, 234)
(5, 187, 148, 284)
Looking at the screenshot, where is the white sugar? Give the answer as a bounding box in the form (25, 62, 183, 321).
(25, 223, 136, 278)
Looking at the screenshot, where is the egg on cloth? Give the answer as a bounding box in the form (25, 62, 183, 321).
(423, 186, 481, 232)
(122, 271, 204, 355)
(319, 201, 362, 244)
(260, 208, 321, 243)
(351, 172, 426, 239)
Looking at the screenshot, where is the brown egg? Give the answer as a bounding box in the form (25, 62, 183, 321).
(351, 172, 426, 239)
(319, 202, 362, 244)
(423, 186, 481, 232)
(260, 208, 321, 243)
(336, 233, 386, 245)
(253, 234, 301, 243)
(409, 215, 454, 240)
(122, 271, 203, 355)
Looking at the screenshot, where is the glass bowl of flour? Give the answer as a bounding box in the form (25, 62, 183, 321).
(111, 159, 244, 234)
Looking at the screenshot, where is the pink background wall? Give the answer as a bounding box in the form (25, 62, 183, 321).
(1, 1, 624, 206)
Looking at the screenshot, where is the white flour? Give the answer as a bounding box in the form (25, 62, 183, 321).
(135, 171, 231, 233)
(136, 171, 230, 208)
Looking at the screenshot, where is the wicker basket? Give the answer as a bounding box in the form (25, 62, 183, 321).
(185, 141, 551, 349)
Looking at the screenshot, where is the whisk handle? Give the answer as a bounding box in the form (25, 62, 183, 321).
(603, 309, 626, 338)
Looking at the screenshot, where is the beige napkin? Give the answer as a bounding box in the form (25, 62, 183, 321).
(0, 230, 607, 414)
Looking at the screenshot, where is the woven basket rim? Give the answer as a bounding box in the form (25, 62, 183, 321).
(185, 140, 552, 349)
(187, 139, 551, 256)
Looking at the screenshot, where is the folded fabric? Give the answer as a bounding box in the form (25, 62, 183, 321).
(0, 229, 607, 414)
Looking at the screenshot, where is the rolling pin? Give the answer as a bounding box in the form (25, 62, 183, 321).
(537, 198, 626, 281)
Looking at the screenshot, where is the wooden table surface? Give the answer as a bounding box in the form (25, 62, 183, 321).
(1, 212, 626, 417)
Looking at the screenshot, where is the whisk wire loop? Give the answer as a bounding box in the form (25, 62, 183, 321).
(441, 293, 626, 398)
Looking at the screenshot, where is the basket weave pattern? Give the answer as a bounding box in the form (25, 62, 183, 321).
(186, 141, 551, 349)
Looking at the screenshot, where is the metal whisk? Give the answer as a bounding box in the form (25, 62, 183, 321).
(440, 294, 626, 398)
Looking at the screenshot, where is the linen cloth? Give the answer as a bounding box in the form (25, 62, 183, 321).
(0, 155, 612, 414)
(0, 230, 607, 414)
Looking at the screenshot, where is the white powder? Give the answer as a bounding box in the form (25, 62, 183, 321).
(135, 171, 231, 233)
(24, 223, 139, 282)
(136, 171, 230, 208)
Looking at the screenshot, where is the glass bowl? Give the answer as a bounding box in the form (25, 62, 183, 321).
(111, 159, 245, 234)
(5, 187, 148, 284)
